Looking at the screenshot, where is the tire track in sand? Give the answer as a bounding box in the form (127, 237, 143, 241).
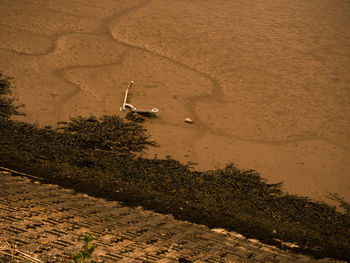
(101, 0, 228, 140)
(0, 31, 129, 124)
(1, 0, 347, 151)
(55, 48, 130, 108)
(0, 1, 147, 125)
(101, 0, 348, 151)
(39, 1, 151, 124)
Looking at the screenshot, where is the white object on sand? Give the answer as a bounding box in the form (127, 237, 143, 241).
(184, 118, 193, 124)
(120, 81, 134, 111)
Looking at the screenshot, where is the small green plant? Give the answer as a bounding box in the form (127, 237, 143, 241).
(68, 233, 98, 263)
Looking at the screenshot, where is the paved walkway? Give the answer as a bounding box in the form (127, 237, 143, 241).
(0, 170, 343, 262)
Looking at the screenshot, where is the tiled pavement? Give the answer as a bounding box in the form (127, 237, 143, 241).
(0, 170, 344, 262)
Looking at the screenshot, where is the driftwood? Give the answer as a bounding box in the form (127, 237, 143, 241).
(0, 166, 42, 181)
(0, 238, 42, 262)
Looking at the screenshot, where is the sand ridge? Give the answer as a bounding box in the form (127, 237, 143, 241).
(0, 0, 349, 204)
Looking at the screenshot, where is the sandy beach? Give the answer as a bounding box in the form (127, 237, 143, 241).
(0, 0, 349, 205)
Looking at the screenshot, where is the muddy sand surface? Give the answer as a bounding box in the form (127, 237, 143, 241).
(0, 0, 349, 204)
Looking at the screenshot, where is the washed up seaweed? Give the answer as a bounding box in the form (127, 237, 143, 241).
(0, 73, 23, 120)
(0, 73, 349, 261)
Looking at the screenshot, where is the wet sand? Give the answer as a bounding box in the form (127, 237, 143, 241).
(0, 0, 349, 204)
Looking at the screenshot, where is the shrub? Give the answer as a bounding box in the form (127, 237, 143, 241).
(0, 72, 23, 120)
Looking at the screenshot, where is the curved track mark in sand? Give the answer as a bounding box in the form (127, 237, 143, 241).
(101, 1, 347, 151)
(0, 30, 129, 122)
(0, 30, 102, 56)
(0, 1, 153, 125)
(0, 47, 53, 57)
(102, 0, 225, 135)
(52, 49, 130, 118)
(0, 32, 125, 123)
(1, 0, 346, 151)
